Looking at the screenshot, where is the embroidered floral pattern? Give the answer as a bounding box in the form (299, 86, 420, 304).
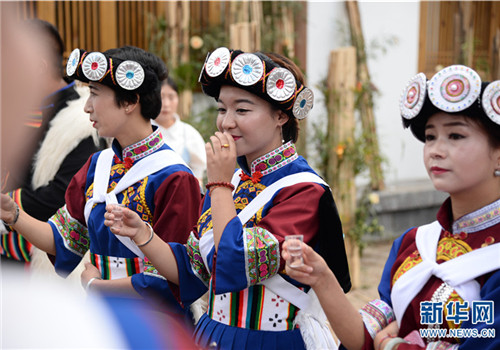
(436, 237, 472, 261)
(186, 232, 210, 285)
(85, 163, 152, 224)
(393, 250, 422, 286)
(143, 255, 166, 280)
(359, 299, 395, 339)
(452, 198, 500, 234)
(243, 226, 279, 286)
(250, 141, 298, 176)
(122, 128, 164, 161)
(50, 205, 89, 257)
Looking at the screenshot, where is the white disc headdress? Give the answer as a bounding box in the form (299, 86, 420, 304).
(116, 60, 145, 90)
(428, 65, 481, 112)
(66, 48, 81, 77)
(293, 88, 314, 119)
(482, 80, 500, 125)
(266, 68, 296, 102)
(82, 52, 108, 81)
(205, 47, 230, 78)
(400, 73, 427, 120)
(231, 53, 264, 86)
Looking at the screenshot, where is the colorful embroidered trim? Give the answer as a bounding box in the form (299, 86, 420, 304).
(250, 141, 298, 176)
(186, 232, 210, 286)
(452, 198, 500, 234)
(243, 226, 279, 286)
(0, 230, 31, 262)
(208, 284, 298, 331)
(359, 299, 395, 339)
(91, 252, 143, 280)
(143, 256, 166, 280)
(122, 128, 164, 161)
(49, 205, 89, 257)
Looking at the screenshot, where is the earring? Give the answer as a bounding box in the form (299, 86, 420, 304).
(280, 127, 285, 144)
(495, 170, 500, 177)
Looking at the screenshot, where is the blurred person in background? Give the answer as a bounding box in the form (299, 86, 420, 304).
(153, 77, 207, 185)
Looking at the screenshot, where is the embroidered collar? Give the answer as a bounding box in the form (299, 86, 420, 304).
(238, 141, 298, 183)
(113, 127, 164, 163)
(438, 197, 500, 234)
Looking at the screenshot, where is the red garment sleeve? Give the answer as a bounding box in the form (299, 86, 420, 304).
(152, 171, 201, 245)
(257, 182, 325, 272)
(64, 154, 93, 224)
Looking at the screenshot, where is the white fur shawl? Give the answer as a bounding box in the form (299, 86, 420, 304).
(31, 85, 99, 189)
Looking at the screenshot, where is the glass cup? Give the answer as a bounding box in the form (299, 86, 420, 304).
(285, 234, 304, 268)
(111, 204, 126, 230)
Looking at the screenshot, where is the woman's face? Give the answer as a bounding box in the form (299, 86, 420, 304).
(423, 112, 500, 198)
(84, 82, 128, 139)
(158, 84, 179, 124)
(216, 85, 288, 163)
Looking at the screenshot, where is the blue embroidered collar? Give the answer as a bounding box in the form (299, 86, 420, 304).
(112, 127, 164, 162)
(237, 141, 298, 178)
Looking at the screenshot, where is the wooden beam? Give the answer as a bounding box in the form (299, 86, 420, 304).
(327, 47, 358, 289)
(345, 1, 385, 190)
(98, 1, 117, 51)
(36, 1, 56, 25)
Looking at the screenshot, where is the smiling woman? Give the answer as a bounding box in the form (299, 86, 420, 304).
(106, 47, 351, 350)
(0, 46, 201, 320)
(282, 65, 500, 350)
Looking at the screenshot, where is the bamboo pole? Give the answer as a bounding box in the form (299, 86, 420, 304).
(327, 47, 359, 289)
(345, 1, 385, 191)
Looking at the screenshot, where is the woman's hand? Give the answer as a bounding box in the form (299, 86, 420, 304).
(81, 262, 101, 290)
(103, 204, 149, 244)
(282, 240, 331, 289)
(205, 131, 236, 183)
(1, 193, 18, 225)
(374, 321, 400, 350)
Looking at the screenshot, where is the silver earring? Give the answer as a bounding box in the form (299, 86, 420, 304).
(494, 170, 500, 177)
(280, 127, 285, 144)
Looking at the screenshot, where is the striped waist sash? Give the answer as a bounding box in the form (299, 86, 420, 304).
(90, 252, 143, 280)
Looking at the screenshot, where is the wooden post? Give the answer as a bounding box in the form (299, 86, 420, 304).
(345, 1, 385, 191)
(98, 2, 117, 51)
(326, 47, 360, 289)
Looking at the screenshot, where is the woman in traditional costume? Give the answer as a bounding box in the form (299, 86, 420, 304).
(283, 65, 500, 350)
(0, 46, 201, 311)
(104, 47, 351, 349)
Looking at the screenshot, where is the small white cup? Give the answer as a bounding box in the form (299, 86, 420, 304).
(285, 234, 304, 267)
(111, 204, 126, 229)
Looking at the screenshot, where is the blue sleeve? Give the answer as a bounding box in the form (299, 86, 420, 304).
(458, 270, 500, 350)
(378, 228, 414, 306)
(214, 217, 248, 293)
(214, 216, 280, 294)
(130, 273, 185, 315)
(49, 208, 89, 277)
(169, 242, 209, 305)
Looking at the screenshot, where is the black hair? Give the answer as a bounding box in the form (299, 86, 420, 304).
(103, 46, 168, 120)
(162, 76, 178, 94)
(24, 19, 64, 78)
(404, 82, 500, 148)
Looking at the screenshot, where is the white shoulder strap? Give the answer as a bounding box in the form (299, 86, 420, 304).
(84, 149, 187, 257)
(199, 171, 327, 272)
(391, 221, 500, 326)
(237, 172, 327, 225)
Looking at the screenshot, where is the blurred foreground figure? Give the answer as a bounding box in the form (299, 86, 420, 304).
(0, 19, 102, 273)
(1, 268, 197, 349)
